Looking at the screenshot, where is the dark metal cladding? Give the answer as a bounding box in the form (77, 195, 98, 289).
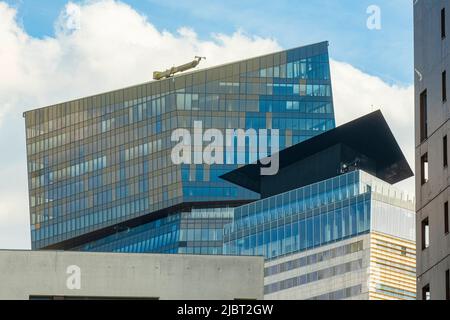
(221, 110, 413, 198)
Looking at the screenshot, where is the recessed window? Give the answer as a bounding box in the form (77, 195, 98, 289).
(445, 202, 449, 235)
(443, 71, 447, 102)
(420, 90, 428, 142)
(444, 136, 448, 167)
(421, 153, 429, 185)
(446, 270, 450, 300)
(422, 284, 431, 300)
(442, 8, 446, 39)
(422, 217, 430, 250)
(401, 246, 407, 256)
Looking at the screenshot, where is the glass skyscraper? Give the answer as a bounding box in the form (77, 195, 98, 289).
(223, 170, 416, 300)
(24, 41, 335, 252)
(221, 111, 417, 300)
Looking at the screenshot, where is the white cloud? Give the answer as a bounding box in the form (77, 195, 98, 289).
(0, 161, 31, 249)
(0, 0, 415, 249)
(0, 0, 281, 250)
(330, 60, 415, 194)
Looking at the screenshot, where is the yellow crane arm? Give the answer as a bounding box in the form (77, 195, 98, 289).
(153, 56, 206, 80)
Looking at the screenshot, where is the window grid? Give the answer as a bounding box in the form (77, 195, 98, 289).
(24, 43, 336, 250)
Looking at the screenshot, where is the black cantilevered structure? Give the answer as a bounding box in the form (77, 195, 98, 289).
(221, 110, 413, 199)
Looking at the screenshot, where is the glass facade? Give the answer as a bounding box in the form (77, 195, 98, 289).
(264, 240, 364, 277)
(74, 208, 233, 255)
(232, 168, 416, 300)
(24, 41, 335, 250)
(223, 170, 414, 260)
(307, 285, 363, 300)
(265, 259, 364, 295)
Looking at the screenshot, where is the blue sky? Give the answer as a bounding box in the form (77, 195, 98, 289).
(5, 0, 413, 85)
(0, 0, 415, 249)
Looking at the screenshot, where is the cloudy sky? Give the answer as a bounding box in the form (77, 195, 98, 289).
(0, 0, 414, 249)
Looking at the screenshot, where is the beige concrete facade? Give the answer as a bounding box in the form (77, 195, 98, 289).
(0, 250, 264, 300)
(263, 232, 416, 300)
(264, 235, 370, 300)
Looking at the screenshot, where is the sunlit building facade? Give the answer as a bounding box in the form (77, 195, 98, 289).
(23, 41, 335, 252)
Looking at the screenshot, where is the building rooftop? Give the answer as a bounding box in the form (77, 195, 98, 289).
(221, 110, 413, 195)
(23, 41, 329, 116)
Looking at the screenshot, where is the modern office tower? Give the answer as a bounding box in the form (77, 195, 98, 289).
(23, 42, 335, 253)
(415, 1, 450, 300)
(223, 111, 417, 300)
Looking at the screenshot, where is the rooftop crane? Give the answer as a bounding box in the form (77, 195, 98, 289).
(153, 56, 206, 81)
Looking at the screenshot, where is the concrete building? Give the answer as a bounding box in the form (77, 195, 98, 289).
(0, 250, 263, 300)
(222, 111, 416, 300)
(414, 0, 450, 300)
